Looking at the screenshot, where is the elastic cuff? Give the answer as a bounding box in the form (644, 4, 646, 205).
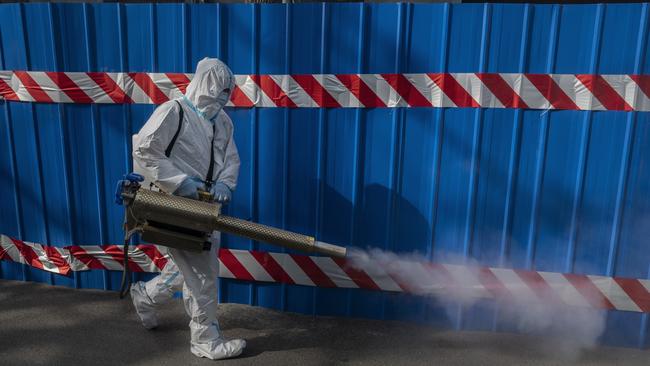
(217, 181, 235, 192)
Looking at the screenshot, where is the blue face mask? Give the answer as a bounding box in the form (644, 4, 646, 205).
(183, 86, 232, 124)
(182, 96, 219, 124)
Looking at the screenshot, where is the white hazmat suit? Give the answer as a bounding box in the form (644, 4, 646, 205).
(130, 58, 246, 360)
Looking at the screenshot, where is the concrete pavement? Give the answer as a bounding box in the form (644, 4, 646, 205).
(1, 279, 648, 366)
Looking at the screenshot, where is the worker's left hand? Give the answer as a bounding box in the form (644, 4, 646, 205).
(211, 182, 232, 204)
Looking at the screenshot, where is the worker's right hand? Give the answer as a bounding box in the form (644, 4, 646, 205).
(173, 177, 205, 199)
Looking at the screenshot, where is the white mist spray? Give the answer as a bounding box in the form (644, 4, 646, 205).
(347, 248, 607, 360)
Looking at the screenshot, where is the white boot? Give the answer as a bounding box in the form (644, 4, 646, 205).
(190, 338, 247, 360)
(130, 281, 158, 330)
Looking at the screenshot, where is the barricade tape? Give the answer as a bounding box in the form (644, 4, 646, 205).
(1, 71, 649, 111)
(1, 234, 649, 313)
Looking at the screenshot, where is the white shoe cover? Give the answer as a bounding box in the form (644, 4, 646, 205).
(130, 281, 158, 330)
(190, 338, 247, 360)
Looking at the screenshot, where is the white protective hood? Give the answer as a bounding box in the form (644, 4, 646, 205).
(132, 57, 240, 195)
(185, 58, 235, 121)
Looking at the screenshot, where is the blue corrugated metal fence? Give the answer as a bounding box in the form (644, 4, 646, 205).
(1, 2, 649, 348)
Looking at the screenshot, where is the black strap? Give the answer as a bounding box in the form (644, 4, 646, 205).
(205, 122, 216, 188)
(164, 101, 184, 158)
(163, 100, 216, 188)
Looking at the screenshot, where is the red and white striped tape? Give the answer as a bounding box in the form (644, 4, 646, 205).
(1, 70, 649, 111)
(0, 235, 167, 274)
(2, 234, 649, 313)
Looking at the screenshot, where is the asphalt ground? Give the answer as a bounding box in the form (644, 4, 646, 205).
(1, 279, 648, 366)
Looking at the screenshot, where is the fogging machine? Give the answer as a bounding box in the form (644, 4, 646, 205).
(115, 175, 346, 297)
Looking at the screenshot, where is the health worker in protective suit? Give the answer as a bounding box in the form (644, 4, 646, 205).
(129, 57, 245, 360)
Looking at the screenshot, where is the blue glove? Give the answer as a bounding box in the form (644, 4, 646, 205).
(174, 177, 205, 199)
(210, 182, 232, 204)
(114, 173, 144, 205)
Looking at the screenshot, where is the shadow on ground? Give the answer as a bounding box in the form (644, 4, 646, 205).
(1, 279, 648, 366)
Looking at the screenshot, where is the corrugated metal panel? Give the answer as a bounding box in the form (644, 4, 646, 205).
(1, 3, 649, 348)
